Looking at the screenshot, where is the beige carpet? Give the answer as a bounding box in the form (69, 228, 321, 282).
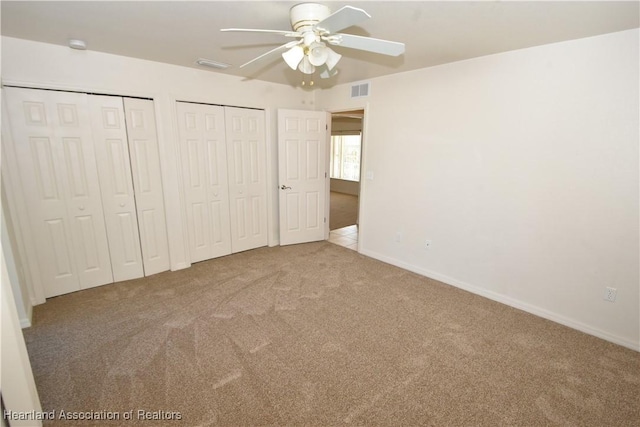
(24, 242, 639, 426)
(330, 191, 358, 230)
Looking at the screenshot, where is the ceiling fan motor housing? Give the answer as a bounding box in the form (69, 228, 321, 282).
(290, 3, 330, 32)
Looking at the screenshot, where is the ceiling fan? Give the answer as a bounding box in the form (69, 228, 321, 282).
(221, 3, 405, 79)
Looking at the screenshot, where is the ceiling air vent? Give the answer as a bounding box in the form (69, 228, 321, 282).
(350, 82, 370, 98)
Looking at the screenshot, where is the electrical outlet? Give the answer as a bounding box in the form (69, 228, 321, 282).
(425, 240, 432, 250)
(604, 287, 617, 302)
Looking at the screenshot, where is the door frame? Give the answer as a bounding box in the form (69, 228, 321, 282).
(326, 104, 369, 253)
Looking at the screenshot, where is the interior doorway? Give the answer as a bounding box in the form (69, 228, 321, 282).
(327, 109, 364, 251)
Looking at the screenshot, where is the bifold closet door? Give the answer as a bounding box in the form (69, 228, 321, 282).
(225, 107, 268, 253)
(89, 95, 144, 282)
(86, 97, 169, 279)
(176, 102, 232, 262)
(123, 98, 171, 275)
(4, 87, 113, 297)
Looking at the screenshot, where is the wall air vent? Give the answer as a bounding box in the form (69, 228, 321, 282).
(350, 82, 370, 98)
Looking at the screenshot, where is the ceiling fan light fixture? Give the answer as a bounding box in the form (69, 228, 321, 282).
(324, 47, 341, 70)
(298, 56, 315, 74)
(282, 45, 305, 70)
(308, 42, 329, 66)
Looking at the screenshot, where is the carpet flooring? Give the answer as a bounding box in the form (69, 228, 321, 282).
(24, 242, 639, 426)
(330, 191, 358, 230)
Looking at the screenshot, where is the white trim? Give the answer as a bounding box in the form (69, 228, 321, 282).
(360, 248, 640, 352)
(1, 78, 157, 100)
(326, 103, 369, 254)
(325, 112, 331, 241)
(264, 108, 279, 247)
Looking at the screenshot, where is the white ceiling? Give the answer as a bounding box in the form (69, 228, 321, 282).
(2, 1, 638, 89)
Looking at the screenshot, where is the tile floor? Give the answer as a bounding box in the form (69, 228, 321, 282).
(328, 224, 358, 251)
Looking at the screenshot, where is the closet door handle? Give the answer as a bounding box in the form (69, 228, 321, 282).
(280, 185, 292, 190)
(119, 203, 126, 207)
(78, 205, 85, 211)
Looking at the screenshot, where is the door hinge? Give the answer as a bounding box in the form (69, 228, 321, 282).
(326, 124, 328, 130)
(324, 217, 326, 223)
(325, 172, 327, 178)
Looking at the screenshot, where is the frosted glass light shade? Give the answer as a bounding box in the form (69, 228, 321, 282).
(325, 47, 342, 70)
(282, 45, 305, 70)
(298, 56, 315, 74)
(308, 42, 329, 66)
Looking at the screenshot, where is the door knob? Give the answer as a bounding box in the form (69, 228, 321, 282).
(79, 205, 85, 211)
(119, 203, 125, 207)
(280, 185, 292, 190)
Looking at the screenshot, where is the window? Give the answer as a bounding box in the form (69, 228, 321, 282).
(330, 133, 361, 181)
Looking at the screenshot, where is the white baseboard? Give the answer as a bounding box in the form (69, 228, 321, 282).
(360, 249, 640, 352)
(20, 317, 31, 328)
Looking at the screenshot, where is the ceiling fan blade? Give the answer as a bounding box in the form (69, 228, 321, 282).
(221, 28, 300, 37)
(328, 33, 405, 56)
(314, 6, 370, 33)
(240, 40, 301, 68)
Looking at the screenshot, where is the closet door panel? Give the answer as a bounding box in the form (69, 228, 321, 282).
(29, 131, 79, 296)
(205, 119, 232, 257)
(89, 95, 144, 282)
(181, 109, 211, 263)
(53, 92, 114, 289)
(4, 87, 113, 296)
(176, 102, 231, 262)
(225, 107, 268, 253)
(123, 98, 170, 275)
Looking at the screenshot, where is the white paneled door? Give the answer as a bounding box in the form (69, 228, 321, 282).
(89, 95, 144, 282)
(225, 107, 268, 253)
(4, 87, 113, 297)
(177, 102, 268, 262)
(277, 109, 328, 245)
(176, 102, 232, 262)
(123, 98, 171, 275)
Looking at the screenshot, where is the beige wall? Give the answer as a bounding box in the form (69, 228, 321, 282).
(317, 29, 640, 350)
